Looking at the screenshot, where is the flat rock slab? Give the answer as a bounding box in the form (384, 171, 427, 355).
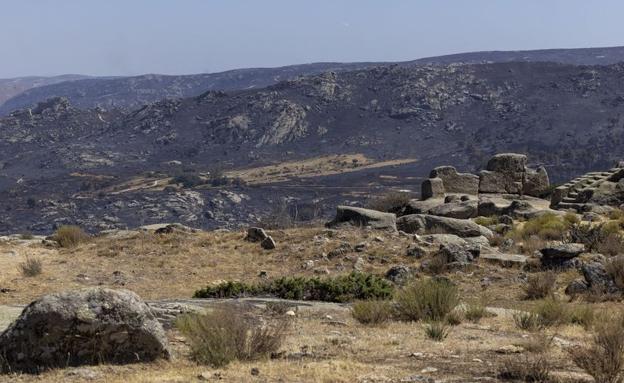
(481, 251, 527, 266)
(540, 243, 585, 259)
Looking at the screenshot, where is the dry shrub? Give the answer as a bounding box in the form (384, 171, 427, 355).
(176, 305, 287, 367)
(445, 310, 463, 326)
(534, 297, 570, 327)
(569, 304, 596, 330)
(523, 271, 556, 300)
(18, 256, 42, 277)
(569, 315, 624, 383)
(464, 303, 488, 323)
(598, 233, 624, 257)
(366, 191, 411, 213)
(513, 311, 544, 332)
(516, 334, 554, 354)
(498, 354, 552, 382)
(606, 256, 624, 290)
(52, 225, 89, 248)
(425, 254, 449, 275)
(519, 235, 547, 255)
(394, 278, 459, 322)
(351, 300, 393, 325)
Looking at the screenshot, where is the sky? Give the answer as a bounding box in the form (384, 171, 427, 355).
(0, 0, 623, 78)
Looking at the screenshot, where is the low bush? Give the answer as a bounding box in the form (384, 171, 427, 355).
(519, 213, 570, 240)
(569, 222, 620, 253)
(534, 297, 569, 327)
(569, 315, 624, 383)
(605, 256, 624, 290)
(52, 225, 90, 248)
(523, 271, 556, 300)
(569, 304, 596, 330)
(464, 302, 488, 323)
(351, 300, 393, 325)
(597, 233, 624, 256)
(194, 272, 394, 303)
(423, 321, 449, 341)
(445, 310, 463, 326)
(176, 305, 287, 367)
(18, 256, 42, 277)
(498, 354, 551, 382)
(394, 278, 459, 322)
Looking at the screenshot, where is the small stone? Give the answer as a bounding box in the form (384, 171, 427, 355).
(285, 310, 296, 317)
(250, 367, 260, 376)
(261, 236, 276, 250)
(420, 367, 438, 374)
(324, 315, 333, 320)
(410, 352, 425, 358)
(472, 358, 483, 363)
(373, 236, 384, 243)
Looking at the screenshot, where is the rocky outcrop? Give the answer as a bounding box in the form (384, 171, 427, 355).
(539, 243, 585, 268)
(397, 214, 492, 238)
(428, 166, 479, 195)
(326, 206, 397, 231)
(0, 288, 170, 373)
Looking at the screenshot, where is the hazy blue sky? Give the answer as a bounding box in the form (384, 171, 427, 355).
(1, 0, 623, 78)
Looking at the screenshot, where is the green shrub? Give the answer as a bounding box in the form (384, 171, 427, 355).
(52, 225, 90, 248)
(523, 271, 556, 300)
(569, 315, 624, 383)
(18, 256, 42, 277)
(170, 174, 205, 188)
(464, 303, 488, 323)
(351, 300, 393, 325)
(423, 321, 449, 341)
(194, 272, 394, 303)
(176, 306, 286, 367)
(474, 216, 498, 227)
(394, 278, 459, 322)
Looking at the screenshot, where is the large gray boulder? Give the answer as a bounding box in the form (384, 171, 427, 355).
(478, 170, 523, 194)
(421, 177, 445, 199)
(326, 206, 396, 231)
(0, 288, 170, 373)
(428, 200, 478, 219)
(523, 167, 550, 197)
(486, 153, 527, 173)
(397, 214, 493, 238)
(429, 166, 479, 195)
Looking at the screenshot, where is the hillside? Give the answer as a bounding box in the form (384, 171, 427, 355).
(3, 45, 624, 116)
(1, 61, 624, 233)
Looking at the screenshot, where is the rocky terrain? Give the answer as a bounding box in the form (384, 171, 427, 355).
(2, 58, 624, 233)
(0, 152, 622, 382)
(3, 45, 624, 115)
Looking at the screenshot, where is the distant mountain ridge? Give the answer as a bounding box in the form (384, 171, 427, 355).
(3, 45, 624, 115)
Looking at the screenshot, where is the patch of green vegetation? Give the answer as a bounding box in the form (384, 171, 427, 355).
(194, 272, 394, 303)
(510, 213, 571, 240)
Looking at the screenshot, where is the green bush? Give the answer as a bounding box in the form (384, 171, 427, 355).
(52, 225, 90, 248)
(513, 311, 544, 332)
(474, 216, 498, 227)
(569, 304, 596, 330)
(518, 213, 570, 240)
(464, 303, 488, 323)
(498, 354, 551, 382)
(351, 300, 393, 325)
(394, 278, 459, 322)
(176, 306, 286, 367)
(534, 297, 570, 327)
(194, 272, 394, 303)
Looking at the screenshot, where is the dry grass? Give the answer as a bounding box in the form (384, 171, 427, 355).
(523, 271, 557, 300)
(606, 256, 624, 290)
(394, 278, 459, 322)
(498, 354, 552, 382)
(351, 300, 393, 325)
(423, 321, 449, 341)
(52, 225, 90, 248)
(17, 256, 42, 277)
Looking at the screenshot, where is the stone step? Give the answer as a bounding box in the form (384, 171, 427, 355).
(567, 192, 579, 198)
(562, 197, 578, 203)
(556, 202, 587, 212)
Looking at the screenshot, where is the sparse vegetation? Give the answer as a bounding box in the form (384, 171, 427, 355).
(606, 256, 624, 289)
(464, 301, 488, 323)
(498, 354, 551, 382)
(52, 225, 90, 248)
(351, 300, 393, 325)
(394, 278, 459, 322)
(569, 315, 624, 383)
(523, 271, 556, 300)
(534, 297, 569, 327)
(474, 216, 499, 227)
(598, 233, 624, 256)
(514, 213, 571, 240)
(176, 305, 287, 367)
(513, 311, 544, 332)
(194, 272, 394, 303)
(18, 256, 43, 277)
(569, 304, 596, 330)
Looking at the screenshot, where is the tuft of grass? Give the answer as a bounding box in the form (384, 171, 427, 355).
(513, 311, 544, 332)
(194, 272, 394, 303)
(523, 271, 556, 300)
(52, 225, 90, 248)
(498, 354, 551, 382)
(569, 314, 624, 383)
(597, 233, 624, 257)
(445, 310, 463, 326)
(516, 334, 553, 354)
(464, 302, 488, 323)
(518, 213, 571, 240)
(18, 256, 42, 277)
(423, 321, 449, 341)
(176, 305, 287, 368)
(394, 278, 459, 322)
(351, 300, 393, 326)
